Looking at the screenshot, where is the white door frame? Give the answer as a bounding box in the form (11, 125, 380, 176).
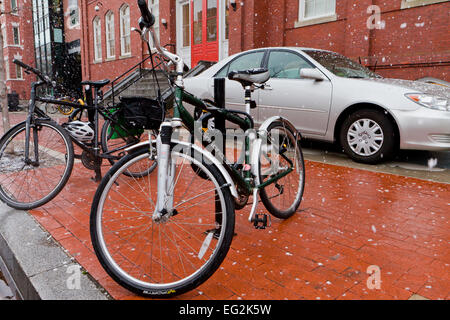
(176, 0, 228, 67)
(176, 0, 191, 67)
(218, 0, 229, 61)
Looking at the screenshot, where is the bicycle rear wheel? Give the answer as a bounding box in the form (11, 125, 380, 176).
(258, 121, 305, 219)
(0, 120, 74, 210)
(90, 146, 235, 297)
(101, 120, 155, 177)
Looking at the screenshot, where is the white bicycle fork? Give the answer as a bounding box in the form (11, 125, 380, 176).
(153, 123, 176, 221)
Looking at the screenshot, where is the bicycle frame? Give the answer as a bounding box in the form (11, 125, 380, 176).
(138, 21, 298, 224)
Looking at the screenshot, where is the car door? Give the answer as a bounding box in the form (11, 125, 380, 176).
(258, 49, 332, 136)
(212, 50, 267, 121)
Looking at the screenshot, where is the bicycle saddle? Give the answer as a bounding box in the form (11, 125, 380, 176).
(228, 68, 270, 87)
(81, 79, 110, 88)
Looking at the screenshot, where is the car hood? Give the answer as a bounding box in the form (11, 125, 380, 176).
(363, 78, 450, 98)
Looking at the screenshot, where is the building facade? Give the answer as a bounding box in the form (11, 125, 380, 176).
(1, 0, 35, 101)
(1, 0, 82, 102)
(2, 0, 449, 102)
(80, 0, 450, 85)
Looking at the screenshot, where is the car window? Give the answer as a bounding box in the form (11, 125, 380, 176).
(268, 51, 312, 79)
(304, 50, 382, 79)
(215, 51, 265, 77)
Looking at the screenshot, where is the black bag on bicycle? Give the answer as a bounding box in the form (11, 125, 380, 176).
(119, 96, 164, 130)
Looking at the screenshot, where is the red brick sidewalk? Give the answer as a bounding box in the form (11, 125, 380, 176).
(27, 160, 449, 300)
(2, 113, 449, 300)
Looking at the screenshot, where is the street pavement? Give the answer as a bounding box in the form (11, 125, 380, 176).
(0, 112, 449, 300)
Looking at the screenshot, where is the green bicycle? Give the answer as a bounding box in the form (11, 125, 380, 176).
(89, 0, 305, 298)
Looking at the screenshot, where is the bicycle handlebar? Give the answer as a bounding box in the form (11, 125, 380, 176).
(136, 0, 185, 83)
(13, 59, 55, 87)
(137, 0, 155, 27)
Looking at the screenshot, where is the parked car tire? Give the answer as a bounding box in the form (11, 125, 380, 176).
(340, 109, 396, 164)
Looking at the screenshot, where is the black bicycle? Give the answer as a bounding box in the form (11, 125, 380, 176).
(0, 60, 156, 210)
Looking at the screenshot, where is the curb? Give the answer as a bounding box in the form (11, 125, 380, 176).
(0, 203, 109, 300)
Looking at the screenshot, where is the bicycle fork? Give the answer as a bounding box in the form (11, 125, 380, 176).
(153, 123, 176, 222)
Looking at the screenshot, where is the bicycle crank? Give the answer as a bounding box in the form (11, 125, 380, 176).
(81, 150, 102, 170)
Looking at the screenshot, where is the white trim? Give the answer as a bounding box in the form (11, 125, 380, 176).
(297, 0, 336, 25)
(93, 16, 102, 63)
(148, 0, 160, 49)
(401, 0, 448, 9)
(12, 25, 20, 46)
(105, 11, 116, 59)
(120, 4, 131, 56)
(219, 0, 229, 61)
(176, 0, 191, 67)
(4, 57, 10, 81)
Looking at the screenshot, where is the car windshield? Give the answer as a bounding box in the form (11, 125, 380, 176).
(304, 50, 382, 79)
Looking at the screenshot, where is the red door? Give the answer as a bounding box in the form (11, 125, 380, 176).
(191, 0, 219, 67)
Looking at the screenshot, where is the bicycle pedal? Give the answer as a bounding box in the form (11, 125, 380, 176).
(252, 214, 271, 230)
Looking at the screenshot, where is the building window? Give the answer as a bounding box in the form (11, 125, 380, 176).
(401, 0, 448, 9)
(68, 0, 80, 27)
(120, 4, 131, 56)
(193, 0, 202, 45)
(11, 0, 18, 13)
(15, 63, 23, 79)
(300, 0, 336, 20)
(93, 16, 102, 62)
(181, 2, 190, 47)
(12, 26, 20, 45)
(105, 11, 115, 59)
(295, 0, 337, 27)
(148, 0, 160, 47)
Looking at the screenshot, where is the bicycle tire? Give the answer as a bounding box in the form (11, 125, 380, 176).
(90, 145, 235, 297)
(0, 119, 74, 210)
(258, 121, 305, 219)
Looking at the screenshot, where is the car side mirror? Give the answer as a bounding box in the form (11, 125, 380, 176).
(300, 68, 326, 81)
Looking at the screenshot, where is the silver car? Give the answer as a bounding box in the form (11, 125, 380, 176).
(183, 47, 450, 164)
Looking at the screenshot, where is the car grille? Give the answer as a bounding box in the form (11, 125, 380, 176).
(430, 134, 450, 143)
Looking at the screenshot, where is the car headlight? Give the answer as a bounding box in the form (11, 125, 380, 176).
(405, 93, 449, 111)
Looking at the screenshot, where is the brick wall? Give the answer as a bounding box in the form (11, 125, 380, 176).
(80, 0, 146, 87)
(1, 0, 35, 101)
(81, 0, 449, 83)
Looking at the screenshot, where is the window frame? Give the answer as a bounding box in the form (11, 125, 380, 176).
(120, 4, 131, 57)
(93, 16, 102, 62)
(12, 26, 20, 46)
(295, 0, 337, 28)
(266, 49, 315, 80)
(68, 0, 80, 28)
(400, 0, 448, 9)
(181, 1, 190, 48)
(105, 11, 116, 60)
(11, 0, 18, 14)
(15, 62, 23, 80)
(214, 50, 268, 78)
(148, 0, 160, 48)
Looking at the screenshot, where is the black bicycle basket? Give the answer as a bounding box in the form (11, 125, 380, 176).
(119, 96, 164, 130)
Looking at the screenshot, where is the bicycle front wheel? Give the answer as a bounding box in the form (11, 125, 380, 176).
(90, 146, 235, 297)
(0, 120, 74, 210)
(258, 121, 305, 219)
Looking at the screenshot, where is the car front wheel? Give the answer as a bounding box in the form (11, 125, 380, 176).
(340, 109, 397, 164)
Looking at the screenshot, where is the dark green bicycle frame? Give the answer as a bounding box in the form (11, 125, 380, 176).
(173, 86, 293, 196)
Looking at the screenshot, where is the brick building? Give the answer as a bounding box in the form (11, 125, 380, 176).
(1, 0, 82, 102)
(80, 0, 449, 85)
(1, 0, 34, 101)
(2, 0, 449, 102)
